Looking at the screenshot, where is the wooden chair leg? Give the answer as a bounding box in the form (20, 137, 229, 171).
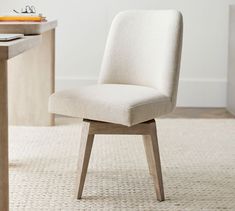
(146, 122, 165, 201)
(76, 121, 94, 199)
(143, 135, 154, 175)
(76, 119, 165, 201)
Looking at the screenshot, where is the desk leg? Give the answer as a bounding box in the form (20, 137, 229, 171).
(0, 60, 9, 211)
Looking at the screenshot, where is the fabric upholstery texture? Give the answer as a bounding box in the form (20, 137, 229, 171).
(49, 84, 172, 126)
(49, 10, 183, 126)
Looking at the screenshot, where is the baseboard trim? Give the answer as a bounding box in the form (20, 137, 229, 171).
(56, 77, 227, 107)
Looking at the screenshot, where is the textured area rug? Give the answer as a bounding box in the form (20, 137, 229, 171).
(9, 118, 235, 210)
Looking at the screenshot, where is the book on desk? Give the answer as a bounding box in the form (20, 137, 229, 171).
(0, 33, 24, 41)
(0, 5, 47, 22)
(0, 15, 46, 22)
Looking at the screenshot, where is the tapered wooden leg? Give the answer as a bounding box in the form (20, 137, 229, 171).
(0, 60, 9, 211)
(76, 119, 164, 201)
(76, 121, 94, 199)
(143, 135, 154, 175)
(147, 122, 165, 201)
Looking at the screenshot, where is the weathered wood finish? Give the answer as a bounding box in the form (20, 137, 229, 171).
(0, 20, 57, 35)
(76, 121, 94, 199)
(228, 5, 235, 115)
(143, 135, 155, 175)
(144, 123, 165, 201)
(76, 119, 165, 201)
(87, 119, 155, 135)
(0, 32, 42, 211)
(8, 29, 55, 126)
(0, 36, 41, 60)
(0, 60, 9, 211)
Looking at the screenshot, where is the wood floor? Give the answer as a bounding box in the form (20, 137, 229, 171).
(58, 108, 234, 119)
(162, 108, 234, 119)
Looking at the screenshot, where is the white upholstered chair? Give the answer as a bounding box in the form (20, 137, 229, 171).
(49, 10, 183, 201)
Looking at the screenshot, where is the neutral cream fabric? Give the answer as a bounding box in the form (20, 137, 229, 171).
(99, 10, 183, 104)
(49, 10, 183, 126)
(49, 84, 172, 126)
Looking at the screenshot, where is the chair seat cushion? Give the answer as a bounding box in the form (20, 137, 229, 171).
(49, 84, 173, 126)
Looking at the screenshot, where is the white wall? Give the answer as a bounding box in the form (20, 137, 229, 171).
(1, 0, 235, 107)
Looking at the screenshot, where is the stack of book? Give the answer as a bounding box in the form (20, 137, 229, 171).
(0, 14, 46, 22)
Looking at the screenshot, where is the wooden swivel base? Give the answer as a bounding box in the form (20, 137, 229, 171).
(76, 119, 165, 201)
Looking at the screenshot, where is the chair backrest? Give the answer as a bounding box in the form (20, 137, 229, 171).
(98, 10, 183, 106)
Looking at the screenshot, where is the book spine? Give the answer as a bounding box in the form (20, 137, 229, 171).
(0, 16, 44, 22)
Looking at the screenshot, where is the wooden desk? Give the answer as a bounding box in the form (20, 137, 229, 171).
(0, 20, 57, 126)
(0, 36, 41, 211)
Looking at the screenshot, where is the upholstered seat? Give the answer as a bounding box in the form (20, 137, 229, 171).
(49, 84, 173, 126)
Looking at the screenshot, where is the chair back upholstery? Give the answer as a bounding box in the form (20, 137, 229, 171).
(98, 10, 183, 106)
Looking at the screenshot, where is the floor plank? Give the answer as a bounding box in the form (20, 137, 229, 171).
(162, 108, 234, 119)
(57, 108, 235, 120)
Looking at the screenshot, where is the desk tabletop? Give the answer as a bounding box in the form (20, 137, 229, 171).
(0, 35, 41, 60)
(0, 20, 57, 35)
